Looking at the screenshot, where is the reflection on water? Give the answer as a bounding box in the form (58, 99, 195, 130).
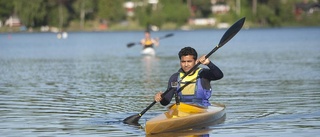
(0, 28, 320, 136)
(141, 56, 160, 91)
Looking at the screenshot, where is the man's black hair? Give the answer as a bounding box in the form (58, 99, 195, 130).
(178, 47, 198, 60)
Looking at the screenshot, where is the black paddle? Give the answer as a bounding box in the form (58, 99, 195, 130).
(127, 33, 174, 48)
(123, 17, 246, 125)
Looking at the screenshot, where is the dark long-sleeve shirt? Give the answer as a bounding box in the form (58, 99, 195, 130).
(160, 61, 223, 106)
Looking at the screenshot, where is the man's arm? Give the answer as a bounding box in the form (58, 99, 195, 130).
(200, 61, 223, 80)
(159, 73, 178, 106)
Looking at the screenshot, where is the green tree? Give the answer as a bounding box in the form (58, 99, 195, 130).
(134, 2, 154, 28)
(135, 0, 189, 29)
(278, 0, 297, 24)
(190, 0, 212, 18)
(97, 0, 126, 25)
(45, 0, 70, 29)
(0, 0, 14, 19)
(160, 0, 190, 26)
(72, 0, 96, 29)
(12, 0, 46, 27)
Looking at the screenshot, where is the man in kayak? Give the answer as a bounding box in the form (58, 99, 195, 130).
(140, 31, 159, 49)
(154, 47, 223, 107)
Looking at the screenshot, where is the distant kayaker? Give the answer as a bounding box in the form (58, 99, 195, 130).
(154, 47, 223, 107)
(140, 31, 159, 49)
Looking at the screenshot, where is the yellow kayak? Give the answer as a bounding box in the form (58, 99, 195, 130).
(145, 102, 226, 134)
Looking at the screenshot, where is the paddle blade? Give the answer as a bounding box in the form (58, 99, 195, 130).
(127, 42, 136, 48)
(123, 114, 141, 125)
(164, 33, 174, 38)
(218, 17, 246, 48)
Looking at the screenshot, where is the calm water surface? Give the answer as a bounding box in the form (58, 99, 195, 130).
(0, 27, 320, 137)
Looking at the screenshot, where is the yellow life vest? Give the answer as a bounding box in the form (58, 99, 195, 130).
(179, 68, 201, 95)
(144, 38, 153, 46)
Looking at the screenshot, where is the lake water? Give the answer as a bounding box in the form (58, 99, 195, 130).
(0, 27, 320, 137)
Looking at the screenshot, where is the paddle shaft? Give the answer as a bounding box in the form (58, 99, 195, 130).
(158, 34, 173, 39)
(127, 33, 173, 47)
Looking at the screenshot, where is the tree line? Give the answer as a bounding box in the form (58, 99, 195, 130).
(0, 0, 319, 32)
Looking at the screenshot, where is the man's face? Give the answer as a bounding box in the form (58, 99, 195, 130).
(180, 55, 196, 73)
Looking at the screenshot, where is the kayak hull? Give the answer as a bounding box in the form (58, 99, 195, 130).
(141, 47, 156, 56)
(145, 128, 212, 137)
(145, 102, 226, 134)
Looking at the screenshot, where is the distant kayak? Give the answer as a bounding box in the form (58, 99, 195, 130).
(141, 47, 156, 56)
(145, 102, 226, 134)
